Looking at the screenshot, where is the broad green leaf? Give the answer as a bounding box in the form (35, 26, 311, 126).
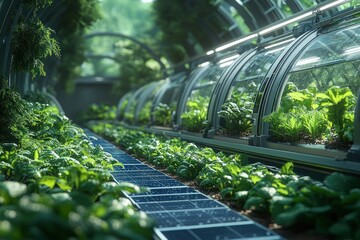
(281, 162, 294, 175)
(234, 191, 248, 201)
(324, 172, 360, 193)
(39, 176, 57, 188)
(34, 149, 39, 160)
(244, 196, 265, 210)
(275, 203, 308, 227)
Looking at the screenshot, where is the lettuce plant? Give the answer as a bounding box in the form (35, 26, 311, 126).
(181, 95, 210, 132)
(153, 103, 173, 126)
(218, 91, 254, 136)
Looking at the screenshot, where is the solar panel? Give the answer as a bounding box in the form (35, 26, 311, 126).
(103, 147, 125, 154)
(85, 130, 283, 240)
(139, 199, 226, 212)
(148, 208, 248, 228)
(112, 164, 156, 171)
(134, 187, 197, 195)
(131, 193, 209, 203)
(158, 223, 282, 240)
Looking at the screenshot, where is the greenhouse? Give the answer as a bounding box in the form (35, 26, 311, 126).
(1, 0, 360, 239)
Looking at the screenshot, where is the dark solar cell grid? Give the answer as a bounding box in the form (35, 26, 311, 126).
(162, 224, 282, 240)
(160, 224, 281, 240)
(139, 199, 226, 212)
(112, 164, 155, 171)
(132, 186, 197, 195)
(85, 130, 283, 240)
(131, 193, 209, 203)
(104, 147, 125, 154)
(149, 208, 247, 228)
(112, 155, 142, 164)
(111, 170, 166, 178)
(91, 140, 110, 145)
(98, 143, 116, 148)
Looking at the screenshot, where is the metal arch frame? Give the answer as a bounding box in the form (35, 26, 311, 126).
(175, 66, 212, 130)
(123, 84, 149, 124)
(116, 91, 134, 120)
(0, 0, 21, 79)
(150, 71, 188, 126)
(225, 0, 259, 31)
(85, 32, 167, 76)
(207, 48, 256, 137)
(253, 30, 317, 140)
(134, 81, 164, 125)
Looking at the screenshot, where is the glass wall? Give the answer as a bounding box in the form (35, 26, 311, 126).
(264, 23, 360, 151)
(152, 72, 187, 127)
(181, 64, 228, 133)
(217, 41, 289, 138)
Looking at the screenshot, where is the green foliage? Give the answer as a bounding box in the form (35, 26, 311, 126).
(56, 0, 102, 92)
(11, 17, 60, 79)
(23, 91, 51, 105)
(181, 95, 210, 132)
(317, 86, 356, 143)
(0, 88, 29, 143)
(270, 173, 360, 238)
(79, 104, 116, 123)
(218, 91, 254, 136)
(264, 83, 356, 147)
(264, 111, 303, 142)
(137, 101, 152, 125)
(88, 121, 360, 238)
(0, 91, 155, 238)
(22, 0, 53, 11)
(113, 40, 164, 96)
(153, 103, 173, 126)
(153, 0, 230, 63)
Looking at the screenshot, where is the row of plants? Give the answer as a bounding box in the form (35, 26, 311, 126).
(264, 82, 356, 149)
(88, 121, 360, 239)
(78, 103, 117, 123)
(0, 88, 154, 239)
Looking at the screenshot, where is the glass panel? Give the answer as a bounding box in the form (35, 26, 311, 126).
(153, 74, 187, 127)
(181, 66, 226, 132)
(218, 46, 284, 137)
(117, 92, 133, 120)
(265, 24, 360, 151)
(124, 86, 148, 123)
(137, 81, 164, 125)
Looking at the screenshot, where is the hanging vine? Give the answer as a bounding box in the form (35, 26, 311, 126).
(11, 17, 60, 78)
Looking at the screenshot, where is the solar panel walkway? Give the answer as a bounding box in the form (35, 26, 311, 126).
(86, 130, 284, 240)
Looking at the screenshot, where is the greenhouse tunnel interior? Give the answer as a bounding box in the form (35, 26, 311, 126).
(1, 0, 360, 239)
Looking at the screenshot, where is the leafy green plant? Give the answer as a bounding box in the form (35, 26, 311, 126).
(264, 83, 356, 148)
(0, 92, 155, 239)
(79, 104, 116, 123)
(0, 87, 29, 143)
(137, 101, 152, 125)
(153, 103, 173, 126)
(88, 121, 360, 238)
(218, 91, 254, 136)
(317, 86, 356, 143)
(263, 111, 304, 143)
(22, 0, 53, 11)
(11, 17, 60, 78)
(181, 95, 209, 132)
(301, 111, 330, 141)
